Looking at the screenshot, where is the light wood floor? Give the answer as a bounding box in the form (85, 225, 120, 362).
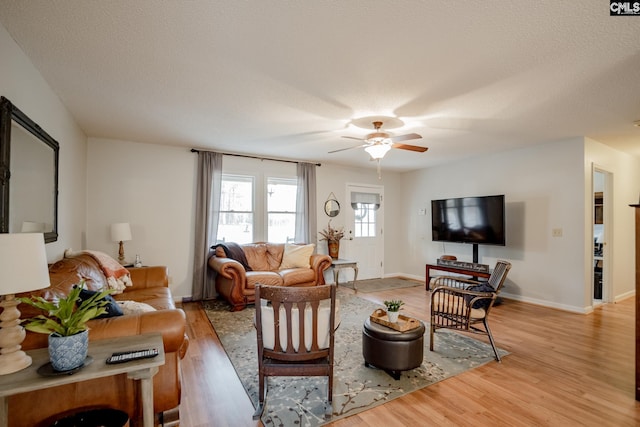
(177, 284, 639, 427)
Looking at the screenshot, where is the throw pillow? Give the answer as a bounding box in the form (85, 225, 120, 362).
(76, 287, 123, 319)
(118, 300, 157, 315)
(464, 283, 495, 310)
(279, 243, 315, 269)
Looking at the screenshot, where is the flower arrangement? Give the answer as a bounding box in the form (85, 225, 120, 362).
(383, 300, 405, 312)
(318, 221, 345, 243)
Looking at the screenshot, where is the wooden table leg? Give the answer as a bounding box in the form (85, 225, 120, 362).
(128, 366, 159, 427)
(352, 266, 359, 292)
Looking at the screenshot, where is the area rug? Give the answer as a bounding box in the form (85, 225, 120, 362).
(341, 276, 423, 293)
(203, 291, 507, 427)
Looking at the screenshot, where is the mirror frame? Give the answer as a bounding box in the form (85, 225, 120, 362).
(0, 96, 59, 243)
(324, 198, 340, 217)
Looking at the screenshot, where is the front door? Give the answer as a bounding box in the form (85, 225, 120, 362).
(344, 184, 384, 280)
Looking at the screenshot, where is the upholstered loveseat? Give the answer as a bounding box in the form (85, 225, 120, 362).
(208, 242, 333, 311)
(11, 251, 189, 427)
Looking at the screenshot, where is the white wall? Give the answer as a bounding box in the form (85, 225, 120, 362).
(86, 138, 195, 298)
(0, 22, 87, 262)
(400, 137, 640, 312)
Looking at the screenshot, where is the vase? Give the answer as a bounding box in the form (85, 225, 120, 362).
(327, 240, 340, 259)
(48, 329, 89, 371)
(387, 310, 400, 323)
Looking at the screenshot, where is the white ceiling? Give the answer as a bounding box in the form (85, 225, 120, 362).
(1, 1, 639, 172)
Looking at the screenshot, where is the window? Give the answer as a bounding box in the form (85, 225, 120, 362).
(351, 191, 380, 238)
(217, 175, 254, 244)
(353, 203, 377, 237)
(267, 177, 297, 243)
(216, 174, 298, 244)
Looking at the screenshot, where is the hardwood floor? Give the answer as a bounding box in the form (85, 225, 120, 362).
(177, 285, 639, 427)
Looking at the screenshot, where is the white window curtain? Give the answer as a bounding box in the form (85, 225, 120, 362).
(351, 192, 380, 210)
(192, 151, 223, 301)
(294, 162, 317, 245)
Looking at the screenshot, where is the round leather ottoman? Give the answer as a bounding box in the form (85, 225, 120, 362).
(362, 317, 425, 380)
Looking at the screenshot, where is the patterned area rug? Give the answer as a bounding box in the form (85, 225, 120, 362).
(203, 290, 507, 427)
(341, 276, 423, 293)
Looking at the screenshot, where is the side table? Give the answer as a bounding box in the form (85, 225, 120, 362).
(331, 258, 359, 291)
(0, 333, 165, 427)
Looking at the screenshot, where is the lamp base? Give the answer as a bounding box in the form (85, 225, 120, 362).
(0, 351, 32, 375)
(118, 240, 126, 263)
(0, 294, 32, 375)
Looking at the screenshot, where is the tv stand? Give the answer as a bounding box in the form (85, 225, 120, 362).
(472, 243, 479, 263)
(425, 262, 491, 290)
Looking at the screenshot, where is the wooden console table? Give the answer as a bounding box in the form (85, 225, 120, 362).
(425, 263, 491, 290)
(0, 333, 165, 427)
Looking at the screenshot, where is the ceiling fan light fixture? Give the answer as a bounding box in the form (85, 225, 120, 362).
(365, 143, 392, 159)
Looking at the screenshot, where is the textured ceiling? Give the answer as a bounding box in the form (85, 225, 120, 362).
(1, 1, 639, 172)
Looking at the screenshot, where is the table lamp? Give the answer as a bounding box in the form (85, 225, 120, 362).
(0, 233, 50, 375)
(111, 222, 132, 264)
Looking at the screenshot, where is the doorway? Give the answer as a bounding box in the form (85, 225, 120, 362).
(344, 184, 384, 280)
(593, 167, 612, 305)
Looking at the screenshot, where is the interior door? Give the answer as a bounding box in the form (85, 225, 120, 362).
(344, 184, 384, 281)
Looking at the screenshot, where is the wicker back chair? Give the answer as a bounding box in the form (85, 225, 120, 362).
(253, 283, 337, 419)
(429, 260, 512, 361)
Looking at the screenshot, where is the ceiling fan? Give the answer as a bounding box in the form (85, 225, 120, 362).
(329, 120, 428, 160)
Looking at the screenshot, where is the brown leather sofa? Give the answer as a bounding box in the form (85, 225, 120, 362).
(10, 252, 189, 427)
(208, 242, 332, 311)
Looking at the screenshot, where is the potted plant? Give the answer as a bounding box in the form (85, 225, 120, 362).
(318, 221, 345, 259)
(18, 282, 112, 371)
(383, 300, 405, 323)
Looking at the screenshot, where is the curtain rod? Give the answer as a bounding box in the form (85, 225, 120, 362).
(190, 148, 321, 166)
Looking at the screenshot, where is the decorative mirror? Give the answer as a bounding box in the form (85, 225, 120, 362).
(324, 193, 340, 217)
(0, 96, 59, 243)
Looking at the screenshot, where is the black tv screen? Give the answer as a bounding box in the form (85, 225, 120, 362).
(431, 195, 506, 246)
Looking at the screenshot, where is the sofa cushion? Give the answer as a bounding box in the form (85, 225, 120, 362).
(243, 243, 272, 271)
(77, 287, 123, 319)
(279, 243, 315, 269)
(280, 268, 315, 286)
(463, 283, 495, 309)
(118, 300, 157, 315)
(246, 271, 284, 289)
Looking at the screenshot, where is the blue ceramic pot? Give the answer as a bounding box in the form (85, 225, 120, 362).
(48, 329, 88, 371)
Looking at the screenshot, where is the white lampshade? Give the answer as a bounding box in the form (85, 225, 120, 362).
(0, 233, 50, 294)
(364, 143, 392, 160)
(111, 222, 132, 242)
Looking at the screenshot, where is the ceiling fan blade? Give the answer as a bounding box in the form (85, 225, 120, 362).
(392, 143, 429, 153)
(341, 135, 366, 141)
(328, 144, 366, 154)
(389, 133, 422, 142)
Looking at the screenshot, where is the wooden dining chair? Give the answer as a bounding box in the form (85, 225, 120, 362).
(253, 283, 337, 420)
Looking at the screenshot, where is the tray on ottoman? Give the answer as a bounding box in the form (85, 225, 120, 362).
(370, 308, 421, 332)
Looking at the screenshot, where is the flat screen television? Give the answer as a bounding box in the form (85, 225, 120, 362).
(431, 195, 506, 246)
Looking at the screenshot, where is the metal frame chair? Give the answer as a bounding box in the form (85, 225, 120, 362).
(253, 283, 337, 419)
(429, 260, 512, 361)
